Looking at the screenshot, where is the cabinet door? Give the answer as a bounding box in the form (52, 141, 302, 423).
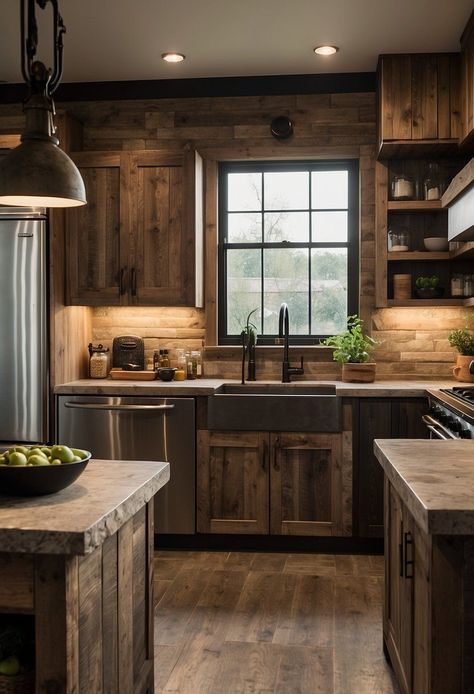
(393, 398, 429, 439)
(130, 150, 197, 306)
(66, 152, 127, 305)
(461, 11, 474, 145)
(196, 430, 269, 534)
(270, 432, 346, 536)
(378, 54, 461, 153)
(358, 399, 392, 537)
(384, 480, 413, 694)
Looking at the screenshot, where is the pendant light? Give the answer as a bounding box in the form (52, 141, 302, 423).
(0, 0, 86, 208)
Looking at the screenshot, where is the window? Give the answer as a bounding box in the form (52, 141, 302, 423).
(218, 160, 359, 344)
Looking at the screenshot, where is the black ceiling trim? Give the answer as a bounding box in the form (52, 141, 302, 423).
(0, 72, 376, 104)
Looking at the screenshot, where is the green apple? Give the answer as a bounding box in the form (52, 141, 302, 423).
(9, 452, 27, 466)
(41, 446, 52, 456)
(9, 445, 28, 456)
(51, 458, 62, 465)
(51, 445, 75, 463)
(71, 448, 90, 460)
(28, 454, 50, 466)
(27, 447, 48, 459)
(0, 655, 20, 676)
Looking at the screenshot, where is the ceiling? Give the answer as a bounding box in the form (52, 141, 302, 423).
(0, 0, 472, 85)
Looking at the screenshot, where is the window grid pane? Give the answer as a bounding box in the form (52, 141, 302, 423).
(220, 161, 357, 343)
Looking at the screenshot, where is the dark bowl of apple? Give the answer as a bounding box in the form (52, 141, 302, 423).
(0, 444, 91, 496)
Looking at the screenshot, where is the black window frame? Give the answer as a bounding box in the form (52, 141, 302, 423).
(218, 159, 359, 345)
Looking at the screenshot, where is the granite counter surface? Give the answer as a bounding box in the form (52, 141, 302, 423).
(54, 378, 456, 398)
(0, 459, 169, 555)
(374, 439, 474, 535)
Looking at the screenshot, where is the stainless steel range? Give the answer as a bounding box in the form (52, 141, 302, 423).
(425, 387, 474, 439)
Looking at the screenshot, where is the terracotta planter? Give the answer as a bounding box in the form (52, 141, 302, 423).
(342, 362, 376, 383)
(452, 354, 474, 383)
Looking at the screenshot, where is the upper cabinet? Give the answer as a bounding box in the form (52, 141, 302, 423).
(460, 11, 474, 147)
(377, 53, 461, 158)
(66, 149, 203, 307)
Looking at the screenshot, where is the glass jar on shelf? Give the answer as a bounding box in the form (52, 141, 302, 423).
(88, 343, 110, 379)
(423, 162, 442, 201)
(451, 274, 464, 297)
(463, 274, 474, 298)
(391, 172, 415, 200)
(388, 226, 410, 252)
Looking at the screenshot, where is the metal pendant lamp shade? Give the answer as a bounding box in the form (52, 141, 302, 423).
(0, 0, 87, 208)
(0, 134, 86, 208)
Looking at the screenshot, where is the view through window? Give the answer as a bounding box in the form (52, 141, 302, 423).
(218, 160, 359, 344)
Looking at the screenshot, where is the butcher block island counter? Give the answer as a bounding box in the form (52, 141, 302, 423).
(374, 440, 474, 694)
(0, 459, 169, 693)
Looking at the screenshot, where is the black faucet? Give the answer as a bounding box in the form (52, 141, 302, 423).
(278, 303, 304, 383)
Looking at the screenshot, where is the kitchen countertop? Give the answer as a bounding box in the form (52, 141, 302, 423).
(0, 459, 169, 555)
(54, 378, 457, 398)
(374, 439, 474, 535)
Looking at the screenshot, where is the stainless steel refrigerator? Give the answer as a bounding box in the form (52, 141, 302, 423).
(0, 208, 48, 444)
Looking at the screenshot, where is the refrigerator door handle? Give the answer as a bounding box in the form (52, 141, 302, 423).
(63, 402, 175, 412)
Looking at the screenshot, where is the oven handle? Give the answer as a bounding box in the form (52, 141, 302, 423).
(422, 414, 454, 440)
(64, 402, 175, 412)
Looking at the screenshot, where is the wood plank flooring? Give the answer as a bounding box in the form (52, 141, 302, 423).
(153, 551, 398, 694)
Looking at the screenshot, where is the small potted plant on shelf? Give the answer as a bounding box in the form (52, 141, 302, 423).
(323, 315, 378, 383)
(449, 326, 474, 383)
(414, 275, 444, 299)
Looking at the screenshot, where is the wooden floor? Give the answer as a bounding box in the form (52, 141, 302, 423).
(153, 551, 398, 693)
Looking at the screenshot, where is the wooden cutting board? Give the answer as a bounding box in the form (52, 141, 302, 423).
(109, 369, 157, 381)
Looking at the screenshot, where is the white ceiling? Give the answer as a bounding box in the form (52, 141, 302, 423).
(0, 0, 472, 84)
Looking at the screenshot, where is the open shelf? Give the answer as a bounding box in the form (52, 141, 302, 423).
(463, 297, 474, 307)
(450, 242, 474, 260)
(387, 251, 450, 261)
(387, 299, 465, 307)
(387, 200, 444, 212)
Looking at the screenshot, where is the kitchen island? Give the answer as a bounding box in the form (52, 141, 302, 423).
(374, 440, 474, 694)
(0, 459, 169, 693)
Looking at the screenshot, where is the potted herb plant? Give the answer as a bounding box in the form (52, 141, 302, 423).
(449, 327, 474, 383)
(323, 315, 378, 383)
(414, 275, 443, 299)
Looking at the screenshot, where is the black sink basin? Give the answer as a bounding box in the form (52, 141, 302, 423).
(208, 383, 341, 432)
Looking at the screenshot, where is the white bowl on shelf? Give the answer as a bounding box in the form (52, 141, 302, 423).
(424, 237, 449, 252)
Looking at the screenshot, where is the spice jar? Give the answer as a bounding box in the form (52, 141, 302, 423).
(88, 344, 110, 379)
(391, 173, 415, 200)
(191, 350, 203, 378)
(185, 351, 195, 380)
(451, 274, 464, 297)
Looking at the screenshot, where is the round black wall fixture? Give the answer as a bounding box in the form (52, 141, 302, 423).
(270, 115, 293, 139)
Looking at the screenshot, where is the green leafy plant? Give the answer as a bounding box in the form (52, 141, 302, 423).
(449, 328, 474, 356)
(323, 315, 378, 364)
(240, 308, 258, 348)
(415, 275, 439, 289)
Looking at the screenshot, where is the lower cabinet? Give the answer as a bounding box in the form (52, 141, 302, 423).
(384, 479, 467, 693)
(357, 398, 429, 537)
(197, 429, 351, 536)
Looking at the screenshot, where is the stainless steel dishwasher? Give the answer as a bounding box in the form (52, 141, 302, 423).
(57, 395, 195, 534)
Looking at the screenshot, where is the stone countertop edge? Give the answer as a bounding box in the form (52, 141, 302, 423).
(0, 461, 170, 556)
(374, 439, 474, 535)
(53, 379, 456, 398)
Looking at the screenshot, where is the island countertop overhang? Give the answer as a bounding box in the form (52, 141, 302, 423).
(374, 439, 474, 535)
(0, 459, 169, 555)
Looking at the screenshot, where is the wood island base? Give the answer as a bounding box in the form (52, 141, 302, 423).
(0, 500, 155, 694)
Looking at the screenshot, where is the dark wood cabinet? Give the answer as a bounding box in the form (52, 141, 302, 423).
(377, 53, 461, 158)
(66, 149, 203, 307)
(357, 398, 428, 538)
(196, 430, 269, 535)
(197, 427, 351, 537)
(461, 10, 474, 147)
(270, 432, 348, 537)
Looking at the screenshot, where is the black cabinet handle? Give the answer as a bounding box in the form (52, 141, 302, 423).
(119, 267, 128, 295)
(404, 531, 414, 579)
(131, 267, 137, 296)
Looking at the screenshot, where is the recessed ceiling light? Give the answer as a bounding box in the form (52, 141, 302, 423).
(162, 52, 185, 63)
(314, 45, 339, 56)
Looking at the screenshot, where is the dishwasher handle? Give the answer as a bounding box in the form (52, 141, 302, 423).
(63, 402, 175, 412)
